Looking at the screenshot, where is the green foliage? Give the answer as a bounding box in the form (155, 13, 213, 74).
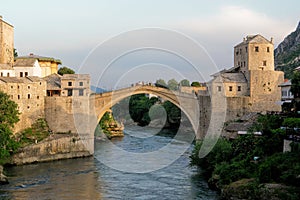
(155, 79, 168, 88)
(0, 91, 20, 161)
(162, 101, 181, 125)
(99, 112, 114, 136)
(14, 48, 18, 58)
(291, 71, 300, 98)
(58, 66, 75, 75)
(129, 94, 154, 126)
(17, 118, 50, 147)
(180, 79, 190, 87)
(191, 81, 201, 87)
(191, 115, 300, 190)
(167, 78, 179, 90)
(283, 118, 300, 128)
(0, 91, 20, 127)
(258, 152, 300, 186)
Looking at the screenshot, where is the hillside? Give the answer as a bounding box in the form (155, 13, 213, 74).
(275, 21, 300, 79)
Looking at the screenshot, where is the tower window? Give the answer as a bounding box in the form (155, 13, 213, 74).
(25, 72, 28, 77)
(20, 72, 23, 77)
(0, 72, 3, 77)
(79, 82, 83, 86)
(245, 47, 248, 52)
(68, 82, 72, 86)
(229, 86, 233, 92)
(267, 47, 270, 52)
(68, 89, 73, 96)
(255, 46, 259, 52)
(7, 73, 10, 77)
(28, 94, 31, 99)
(18, 95, 20, 99)
(217, 86, 221, 92)
(79, 89, 84, 96)
(243, 61, 246, 67)
(238, 86, 241, 91)
(263, 61, 267, 66)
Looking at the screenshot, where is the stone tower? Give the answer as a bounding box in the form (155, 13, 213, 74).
(0, 16, 14, 65)
(234, 34, 284, 112)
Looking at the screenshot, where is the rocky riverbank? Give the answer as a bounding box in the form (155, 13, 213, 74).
(11, 134, 92, 165)
(0, 165, 8, 185)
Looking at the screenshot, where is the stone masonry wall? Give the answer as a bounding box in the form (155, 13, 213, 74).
(11, 134, 92, 165)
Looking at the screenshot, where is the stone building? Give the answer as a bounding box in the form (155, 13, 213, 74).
(15, 54, 62, 77)
(0, 76, 46, 132)
(209, 34, 284, 120)
(13, 58, 42, 77)
(0, 16, 14, 66)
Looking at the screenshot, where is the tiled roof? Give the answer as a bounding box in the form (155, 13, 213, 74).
(0, 76, 42, 83)
(43, 74, 62, 90)
(0, 63, 13, 70)
(14, 58, 37, 67)
(221, 73, 247, 83)
(235, 34, 272, 47)
(16, 54, 62, 65)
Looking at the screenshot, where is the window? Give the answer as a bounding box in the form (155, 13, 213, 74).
(79, 82, 83, 86)
(229, 86, 233, 92)
(11, 86, 13, 89)
(7, 73, 9, 77)
(67, 89, 73, 96)
(20, 72, 23, 77)
(267, 47, 270, 52)
(28, 86, 30, 89)
(68, 82, 72, 86)
(17, 85, 20, 89)
(217, 86, 221, 92)
(18, 95, 20, 99)
(243, 61, 246, 67)
(239, 49, 242, 54)
(27, 106, 30, 109)
(255, 46, 259, 52)
(245, 47, 248, 52)
(25, 72, 28, 77)
(28, 94, 31, 99)
(238, 86, 241, 91)
(79, 89, 84, 96)
(0, 72, 3, 77)
(263, 61, 267, 66)
(37, 96, 39, 99)
(282, 91, 287, 97)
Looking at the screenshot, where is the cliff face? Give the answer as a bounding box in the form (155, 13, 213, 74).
(275, 21, 300, 78)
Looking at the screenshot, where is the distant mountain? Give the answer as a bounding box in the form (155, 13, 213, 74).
(275, 21, 300, 79)
(90, 85, 107, 93)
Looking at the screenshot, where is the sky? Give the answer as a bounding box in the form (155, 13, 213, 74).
(1, 0, 300, 88)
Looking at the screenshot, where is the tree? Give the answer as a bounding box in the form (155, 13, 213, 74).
(0, 91, 20, 159)
(191, 81, 201, 87)
(291, 71, 300, 98)
(155, 79, 168, 88)
(180, 79, 190, 87)
(14, 48, 18, 58)
(167, 79, 179, 90)
(58, 66, 75, 75)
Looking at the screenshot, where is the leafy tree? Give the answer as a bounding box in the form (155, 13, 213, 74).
(180, 79, 190, 87)
(14, 48, 18, 58)
(155, 79, 168, 88)
(0, 91, 20, 160)
(58, 66, 75, 75)
(167, 79, 179, 90)
(291, 71, 300, 98)
(191, 81, 201, 87)
(163, 101, 181, 124)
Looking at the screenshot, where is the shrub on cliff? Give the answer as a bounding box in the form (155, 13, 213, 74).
(0, 91, 20, 161)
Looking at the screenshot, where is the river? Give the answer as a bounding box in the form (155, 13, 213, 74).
(0, 127, 218, 200)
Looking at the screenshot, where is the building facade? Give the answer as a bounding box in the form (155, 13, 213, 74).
(209, 34, 284, 119)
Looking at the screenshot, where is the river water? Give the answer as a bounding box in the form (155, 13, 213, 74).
(0, 128, 218, 200)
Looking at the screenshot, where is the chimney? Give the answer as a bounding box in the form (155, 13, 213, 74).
(270, 37, 274, 43)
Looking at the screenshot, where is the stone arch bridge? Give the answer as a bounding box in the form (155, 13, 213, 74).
(67, 85, 212, 155)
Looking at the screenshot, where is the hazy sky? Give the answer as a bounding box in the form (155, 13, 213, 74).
(1, 0, 299, 88)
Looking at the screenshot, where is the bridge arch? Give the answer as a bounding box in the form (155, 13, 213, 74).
(92, 85, 200, 137)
